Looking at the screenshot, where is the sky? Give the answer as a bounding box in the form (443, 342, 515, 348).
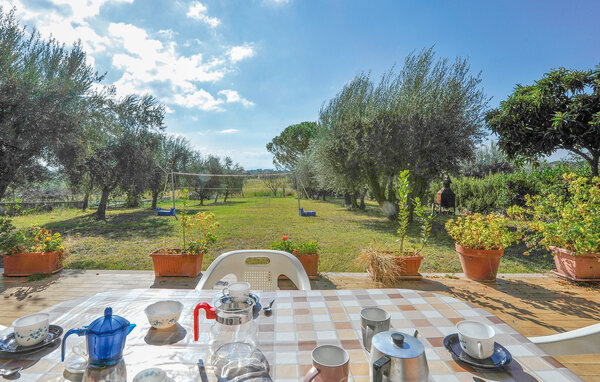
(2, 0, 599, 169)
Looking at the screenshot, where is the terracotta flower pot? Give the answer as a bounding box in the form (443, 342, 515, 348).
(550, 246, 600, 281)
(279, 253, 319, 280)
(2, 252, 64, 276)
(298, 253, 319, 279)
(455, 244, 503, 282)
(394, 255, 423, 276)
(150, 249, 203, 277)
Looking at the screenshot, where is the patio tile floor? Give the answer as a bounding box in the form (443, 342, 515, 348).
(1, 269, 598, 381)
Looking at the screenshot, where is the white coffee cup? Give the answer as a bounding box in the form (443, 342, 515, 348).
(223, 282, 251, 298)
(12, 313, 49, 346)
(456, 320, 495, 359)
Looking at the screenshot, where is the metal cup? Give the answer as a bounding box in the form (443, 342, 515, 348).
(361, 307, 390, 352)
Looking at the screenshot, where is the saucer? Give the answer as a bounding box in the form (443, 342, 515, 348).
(0, 325, 63, 354)
(443, 333, 512, 369)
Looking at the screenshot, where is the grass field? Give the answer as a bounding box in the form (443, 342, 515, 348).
(7, 187, 555, 273)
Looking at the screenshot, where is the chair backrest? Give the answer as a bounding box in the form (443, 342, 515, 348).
(196, 250, 312, 291)
(528, 323, 600, 356)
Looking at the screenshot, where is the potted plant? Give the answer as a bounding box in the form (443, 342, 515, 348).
(0, 217, 65, 276)
(150, 189, 219, 277)
(445, 213, 520, 281)
(270, 236, 320, 279)
(358, 170, 433, 282)
(509, 174, 600, 281)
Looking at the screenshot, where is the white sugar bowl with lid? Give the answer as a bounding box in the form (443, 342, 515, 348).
(370, 331, 429, 382)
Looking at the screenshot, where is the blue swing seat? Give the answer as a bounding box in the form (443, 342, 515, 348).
(299, 207, 316, 217)
(157, 207, 176, 216)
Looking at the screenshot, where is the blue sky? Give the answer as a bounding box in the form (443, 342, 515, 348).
(4, 0, 600, 168)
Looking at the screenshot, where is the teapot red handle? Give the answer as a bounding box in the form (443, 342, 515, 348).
(194, 303, 216, 341)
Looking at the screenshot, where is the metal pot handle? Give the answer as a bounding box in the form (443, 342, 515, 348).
(303, 366, 319, 382)
(372, 356, 390, 382)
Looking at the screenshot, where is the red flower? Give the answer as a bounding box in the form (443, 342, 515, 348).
(282, 235, 289, 241)
(293, 249, 299, 256)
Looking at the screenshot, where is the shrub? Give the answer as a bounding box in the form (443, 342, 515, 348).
(445, 213, 520, 250)
(270, 235, 319, 256)
(179, 189, 219, 255)
(509, 174, 600, 254)
(0, 218, 64, 255)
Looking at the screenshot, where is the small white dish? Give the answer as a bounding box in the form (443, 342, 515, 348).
(133, 368, 174, 382)
(12, 313, 49, 347)
(144, 301, 183, 329)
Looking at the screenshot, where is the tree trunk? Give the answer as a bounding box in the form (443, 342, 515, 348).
(214, 193, 219, 203)
(96, 188, 110, 220)
(591, 155, 599, 177)
(365, 171, 386, 205)
(82, 192, 89, 211)
(151, 191, 159, 209)
(359, 188, 367, 210)
(224, 190, 229, 203)
(322, 191, 326, 201)
(352, 191, 359, 209)
(344, 192, 352, 207)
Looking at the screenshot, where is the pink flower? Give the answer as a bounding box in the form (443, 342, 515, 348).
(282, 235, 289, 242)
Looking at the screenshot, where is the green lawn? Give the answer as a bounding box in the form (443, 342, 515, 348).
(8, 195, 555, 273)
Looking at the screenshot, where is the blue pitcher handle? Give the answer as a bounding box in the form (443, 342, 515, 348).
(126, 323, 136, 335)
(61, 328, 87, 362)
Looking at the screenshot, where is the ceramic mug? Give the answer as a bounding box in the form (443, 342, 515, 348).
(223, 282, 251, 298)
(12, 313, 50, 346)
(361, 307, 390, 352)
(456, 320, 495, 359)
(303, 345, 349, 382)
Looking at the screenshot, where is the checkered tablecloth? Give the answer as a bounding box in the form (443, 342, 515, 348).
(0, 288, 582, 381)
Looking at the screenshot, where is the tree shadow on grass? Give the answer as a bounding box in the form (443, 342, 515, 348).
(40, 209, 174, 240)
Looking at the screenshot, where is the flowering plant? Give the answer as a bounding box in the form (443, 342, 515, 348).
(445, 213, 520, 250)
(0, 218, 64, 255)
(270, 235, 319, 257)
(179, 189, 220, 255)
(508, 174, 600, 255)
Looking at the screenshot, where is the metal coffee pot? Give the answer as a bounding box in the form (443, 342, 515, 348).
(370, 331, 429, 382)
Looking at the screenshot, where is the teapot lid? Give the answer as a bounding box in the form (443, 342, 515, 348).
(371, 331, 425, 359)
(88, 307, 131, 336)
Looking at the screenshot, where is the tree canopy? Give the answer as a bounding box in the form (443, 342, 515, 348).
(487, 66, 600, 176)
(0, 8, 100, 200)
(266, 121, 318, 170)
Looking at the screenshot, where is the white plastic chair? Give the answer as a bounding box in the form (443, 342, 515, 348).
(196, 250, 312, 291)
(528, 323, 600, 356)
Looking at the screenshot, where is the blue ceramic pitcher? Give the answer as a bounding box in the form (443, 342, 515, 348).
(61, 307, 136, 367)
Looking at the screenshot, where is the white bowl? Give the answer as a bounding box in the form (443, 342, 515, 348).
(133, 368, 174, 382)
(12, 313, 49, 346)
(144, 301, 183, 329)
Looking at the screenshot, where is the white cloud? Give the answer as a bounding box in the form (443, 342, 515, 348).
(218, 129, 240, 134)
(186, 1, 220, 28)
(218, 90, 255, 107)
(263, 0, 290, 5)
(228, 45, 255, 63)
(3, 0, 255, 113)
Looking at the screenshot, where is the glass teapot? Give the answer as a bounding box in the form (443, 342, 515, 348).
(61, 307, 136, 367)
(194, 295, 258, 363)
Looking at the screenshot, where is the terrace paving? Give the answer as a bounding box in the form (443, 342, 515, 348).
(1, 269, 599, 381)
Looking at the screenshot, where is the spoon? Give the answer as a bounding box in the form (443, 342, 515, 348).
(0, 366, 22, 377)
(263, 298, 275, 316)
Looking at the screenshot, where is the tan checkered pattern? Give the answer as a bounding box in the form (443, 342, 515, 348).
(0, 289, 582, 381)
